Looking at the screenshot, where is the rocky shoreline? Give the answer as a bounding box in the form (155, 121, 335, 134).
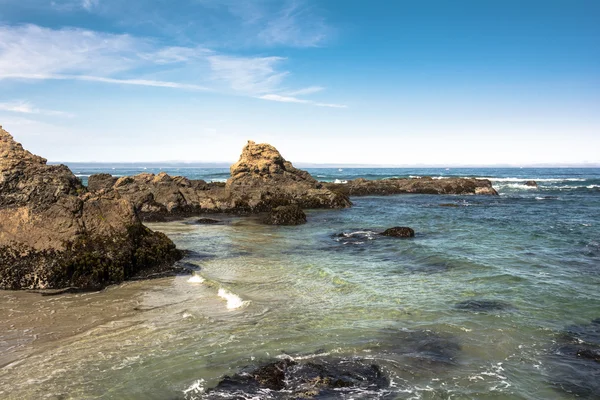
(1, 128, 498, 290)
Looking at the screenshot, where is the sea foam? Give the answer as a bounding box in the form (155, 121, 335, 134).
(218, 288, 249, 310)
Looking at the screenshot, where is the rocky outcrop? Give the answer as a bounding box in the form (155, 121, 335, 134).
(88, 140, 351, 220)
(0, 126, 182, 290)
(204, 357, 389, 399)
(381, 226, 415, 237)
(226, 141, 351, 211)
(524, 180, 538, 187)
(262, 205, 307, 225)
(325, 176, 498, 196)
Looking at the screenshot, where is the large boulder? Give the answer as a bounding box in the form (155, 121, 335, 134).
(226, 140, 352, 211)
(0, 126, 182, 290)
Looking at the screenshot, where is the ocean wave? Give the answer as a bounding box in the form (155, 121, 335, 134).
(187, 274, 205, 283)
(334, 179, 348, 184)
(218, 288, 249, 310)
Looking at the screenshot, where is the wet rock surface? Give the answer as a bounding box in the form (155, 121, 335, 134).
(195, 218, 221, 224)
(524, 180, 538, 187)
(325, 176, 498, 196)
(262, 205, 307, 225)
(546, 319, 600, 398)
(380, 227, 415, 238)
(0, 126, 182, 290)
(204, 357, 390, 399)
(454, 299, 513, 312)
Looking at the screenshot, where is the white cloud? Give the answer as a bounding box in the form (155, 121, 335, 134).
(82, 0, 99, 11)
(208, 55, 289, 94)
(0, 101, 74, 117)
(257, 1, 329, 47)
(0, 24, 344, 107)
(258, 94, 346, 108)
(284, 86, 324, 96)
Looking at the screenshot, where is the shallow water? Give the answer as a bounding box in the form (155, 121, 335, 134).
(1, 168, 599, 399)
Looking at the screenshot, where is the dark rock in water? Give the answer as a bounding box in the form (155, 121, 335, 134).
(325, 176, 498, 196)
(381, 227, 415, 238)
(204, 357, 389, 399)
(331, 230, 378, 245)
(524, 180, 538, 187)
(0, 126, 182, 290)
(375, 329, 461, 368)
(439, 203, 460, 207)
(262, 205, 307, 225)
(454, 299, 512, 312)
(546, 319, 600, 398)
(195, 218, 221, 224)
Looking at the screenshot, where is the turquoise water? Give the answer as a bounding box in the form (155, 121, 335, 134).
(0, 168, 599, 399)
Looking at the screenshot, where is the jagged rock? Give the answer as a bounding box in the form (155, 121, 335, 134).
(524, 180, 538, 187)
(87, 140, 351, 219)
(325, 176, 498, 196)
(226, 140, 352, 211)
(87, 173, 118, 192)
(262, 205, 307, 225)
(381, 227, 415, 237)
(204, 357, 389, 399)
(0, 126, 182, 290)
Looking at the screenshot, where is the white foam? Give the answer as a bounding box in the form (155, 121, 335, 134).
(587, 184, 600, 188)
(218, 288, 249, 310)
(183, 379, 205, 396)
(187, 274, 205, 284)
(333, 179, 348, 184)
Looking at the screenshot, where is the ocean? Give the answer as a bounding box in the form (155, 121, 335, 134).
(1, 167, 599, 399)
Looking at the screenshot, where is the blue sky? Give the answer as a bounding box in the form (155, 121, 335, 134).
(0, 0, 598, 165)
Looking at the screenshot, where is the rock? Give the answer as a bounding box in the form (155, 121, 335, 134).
(524, 180, 538, 187)
(546, 319, 600, 397)
(87, 173, 117, 192)
(87, 141, 351, 220)
(325, 177, 498, 196)
(204, 357, 389, 399)
(454, 299, 512, 312)
(227, 140, 352, 211)
(262, 205, 307, 225)
(439, 203, 460, 207)
(0, 126, 182, 290)
(381, 227, 415, 237)
(195, 218, 221, 224)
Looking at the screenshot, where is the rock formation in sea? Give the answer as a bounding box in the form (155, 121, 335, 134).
(524, 180, 538, 187)
(381, 226, 415, 237)
(262, 204, 307, 225)
(0, 126, 182, 290)
(88, 140, 352, 220)
(325, 176, 498, 196)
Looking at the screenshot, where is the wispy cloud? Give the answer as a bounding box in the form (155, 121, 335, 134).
(257, 1, 329, 47)
(0, 24, 345, 108)
(258, 94, 346, 108)
(208, 55, 289, 94)
(0, 101, 74, 117)
(82, 0, 99, 11)
(284, 86, 324, 96)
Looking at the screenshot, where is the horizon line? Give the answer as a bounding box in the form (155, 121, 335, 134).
(50, 161, 600, 168)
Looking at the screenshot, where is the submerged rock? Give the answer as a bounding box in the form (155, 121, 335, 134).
(325, 176, 498, 196)
(546, 318, 600, 398)
(195, 218, 221, 224)
(0, 126, 182, 290)
(524, 180, 538, 187)
(454, 299, 512, 312)
(88, 140, 351, 220)
(381, 227, 415, 238)
(262, 205, 307, 226)
(204, 357, 389, 399)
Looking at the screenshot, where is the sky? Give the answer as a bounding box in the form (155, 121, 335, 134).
(0, 0, 599, 166)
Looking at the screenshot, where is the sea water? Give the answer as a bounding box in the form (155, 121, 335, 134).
(0, 168, 599, 399)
